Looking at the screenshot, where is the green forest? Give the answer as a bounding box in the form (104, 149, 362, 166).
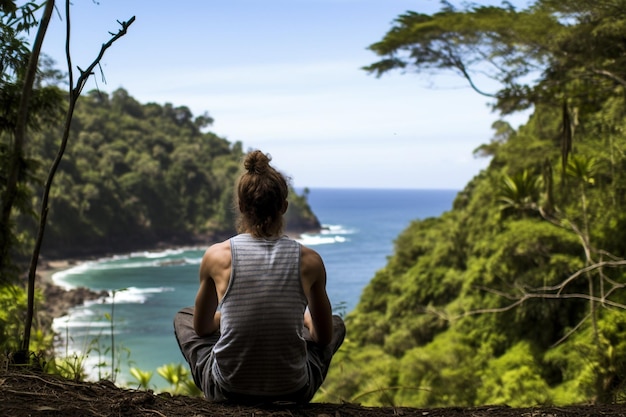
(318, 0, 626, 408)
(4, 0, 626, 410)
(16, 87, 320, 260)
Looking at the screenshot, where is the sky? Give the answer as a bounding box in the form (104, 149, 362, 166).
(36, 0, 532, 190)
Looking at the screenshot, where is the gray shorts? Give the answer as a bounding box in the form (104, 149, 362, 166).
(173, 307, 346, 404)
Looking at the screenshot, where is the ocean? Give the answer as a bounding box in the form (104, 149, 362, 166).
(51, 188, 458, 389)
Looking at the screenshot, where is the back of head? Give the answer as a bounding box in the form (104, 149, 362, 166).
(236, 150, 289, 238)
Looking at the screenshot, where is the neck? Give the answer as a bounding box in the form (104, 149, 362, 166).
(244, 229, 282, 239)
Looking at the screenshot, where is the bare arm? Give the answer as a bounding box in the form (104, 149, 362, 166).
(301, 246, 333, 346)
(194, 276, 220, 336)
(193, 241, 230, 337)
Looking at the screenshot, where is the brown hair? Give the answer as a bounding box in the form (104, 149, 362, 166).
(236, 150, 289, 238)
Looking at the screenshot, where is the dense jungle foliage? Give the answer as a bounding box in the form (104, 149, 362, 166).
(316, 0, 626, 409)
(20, 87, 320, 260)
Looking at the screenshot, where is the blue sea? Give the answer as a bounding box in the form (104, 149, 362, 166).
(51, 188, 457, 389)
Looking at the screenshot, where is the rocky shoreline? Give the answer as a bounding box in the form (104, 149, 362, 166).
(32, 231, 225, 322)
(33, 261, 109, 326)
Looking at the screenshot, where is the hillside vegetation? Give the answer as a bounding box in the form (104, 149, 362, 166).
(317, 0, 626, 409)
(15, 87, 320, 260)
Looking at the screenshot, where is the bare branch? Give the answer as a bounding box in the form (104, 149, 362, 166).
(448, 52, 497, 98)
(21, 4, 136, 353)
(527, 260, 626, 294)
(446, 287, 626, 323)
(592, 69, 626, 89)
(435, 255, 626, 347)
(452, 296, 528, 318)
(551, 313, 591, 347)
(73, 16, 136, 98)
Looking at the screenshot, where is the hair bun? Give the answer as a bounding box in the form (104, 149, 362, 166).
(244, 150, 271, 175)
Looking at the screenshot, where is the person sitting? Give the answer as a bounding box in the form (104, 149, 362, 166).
(174, 149, 346, 403)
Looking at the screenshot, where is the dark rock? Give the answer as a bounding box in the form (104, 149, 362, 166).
(39, 278, 108, 321)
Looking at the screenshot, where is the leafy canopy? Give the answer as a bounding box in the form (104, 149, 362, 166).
(319, 0, 626, 408)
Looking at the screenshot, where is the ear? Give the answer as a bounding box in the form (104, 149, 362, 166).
(281, 200, 288, 214)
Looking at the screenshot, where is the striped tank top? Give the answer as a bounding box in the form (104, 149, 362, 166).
(211, 233, 309, 396)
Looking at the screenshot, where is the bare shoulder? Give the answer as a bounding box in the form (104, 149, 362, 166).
(200, 240, 232, 276)
(300, 244, 325, 281)
(300, 244, 322, 264)
(203, 239, 231, 261)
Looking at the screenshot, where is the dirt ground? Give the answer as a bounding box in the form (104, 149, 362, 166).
(2, 370, 626, 417)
